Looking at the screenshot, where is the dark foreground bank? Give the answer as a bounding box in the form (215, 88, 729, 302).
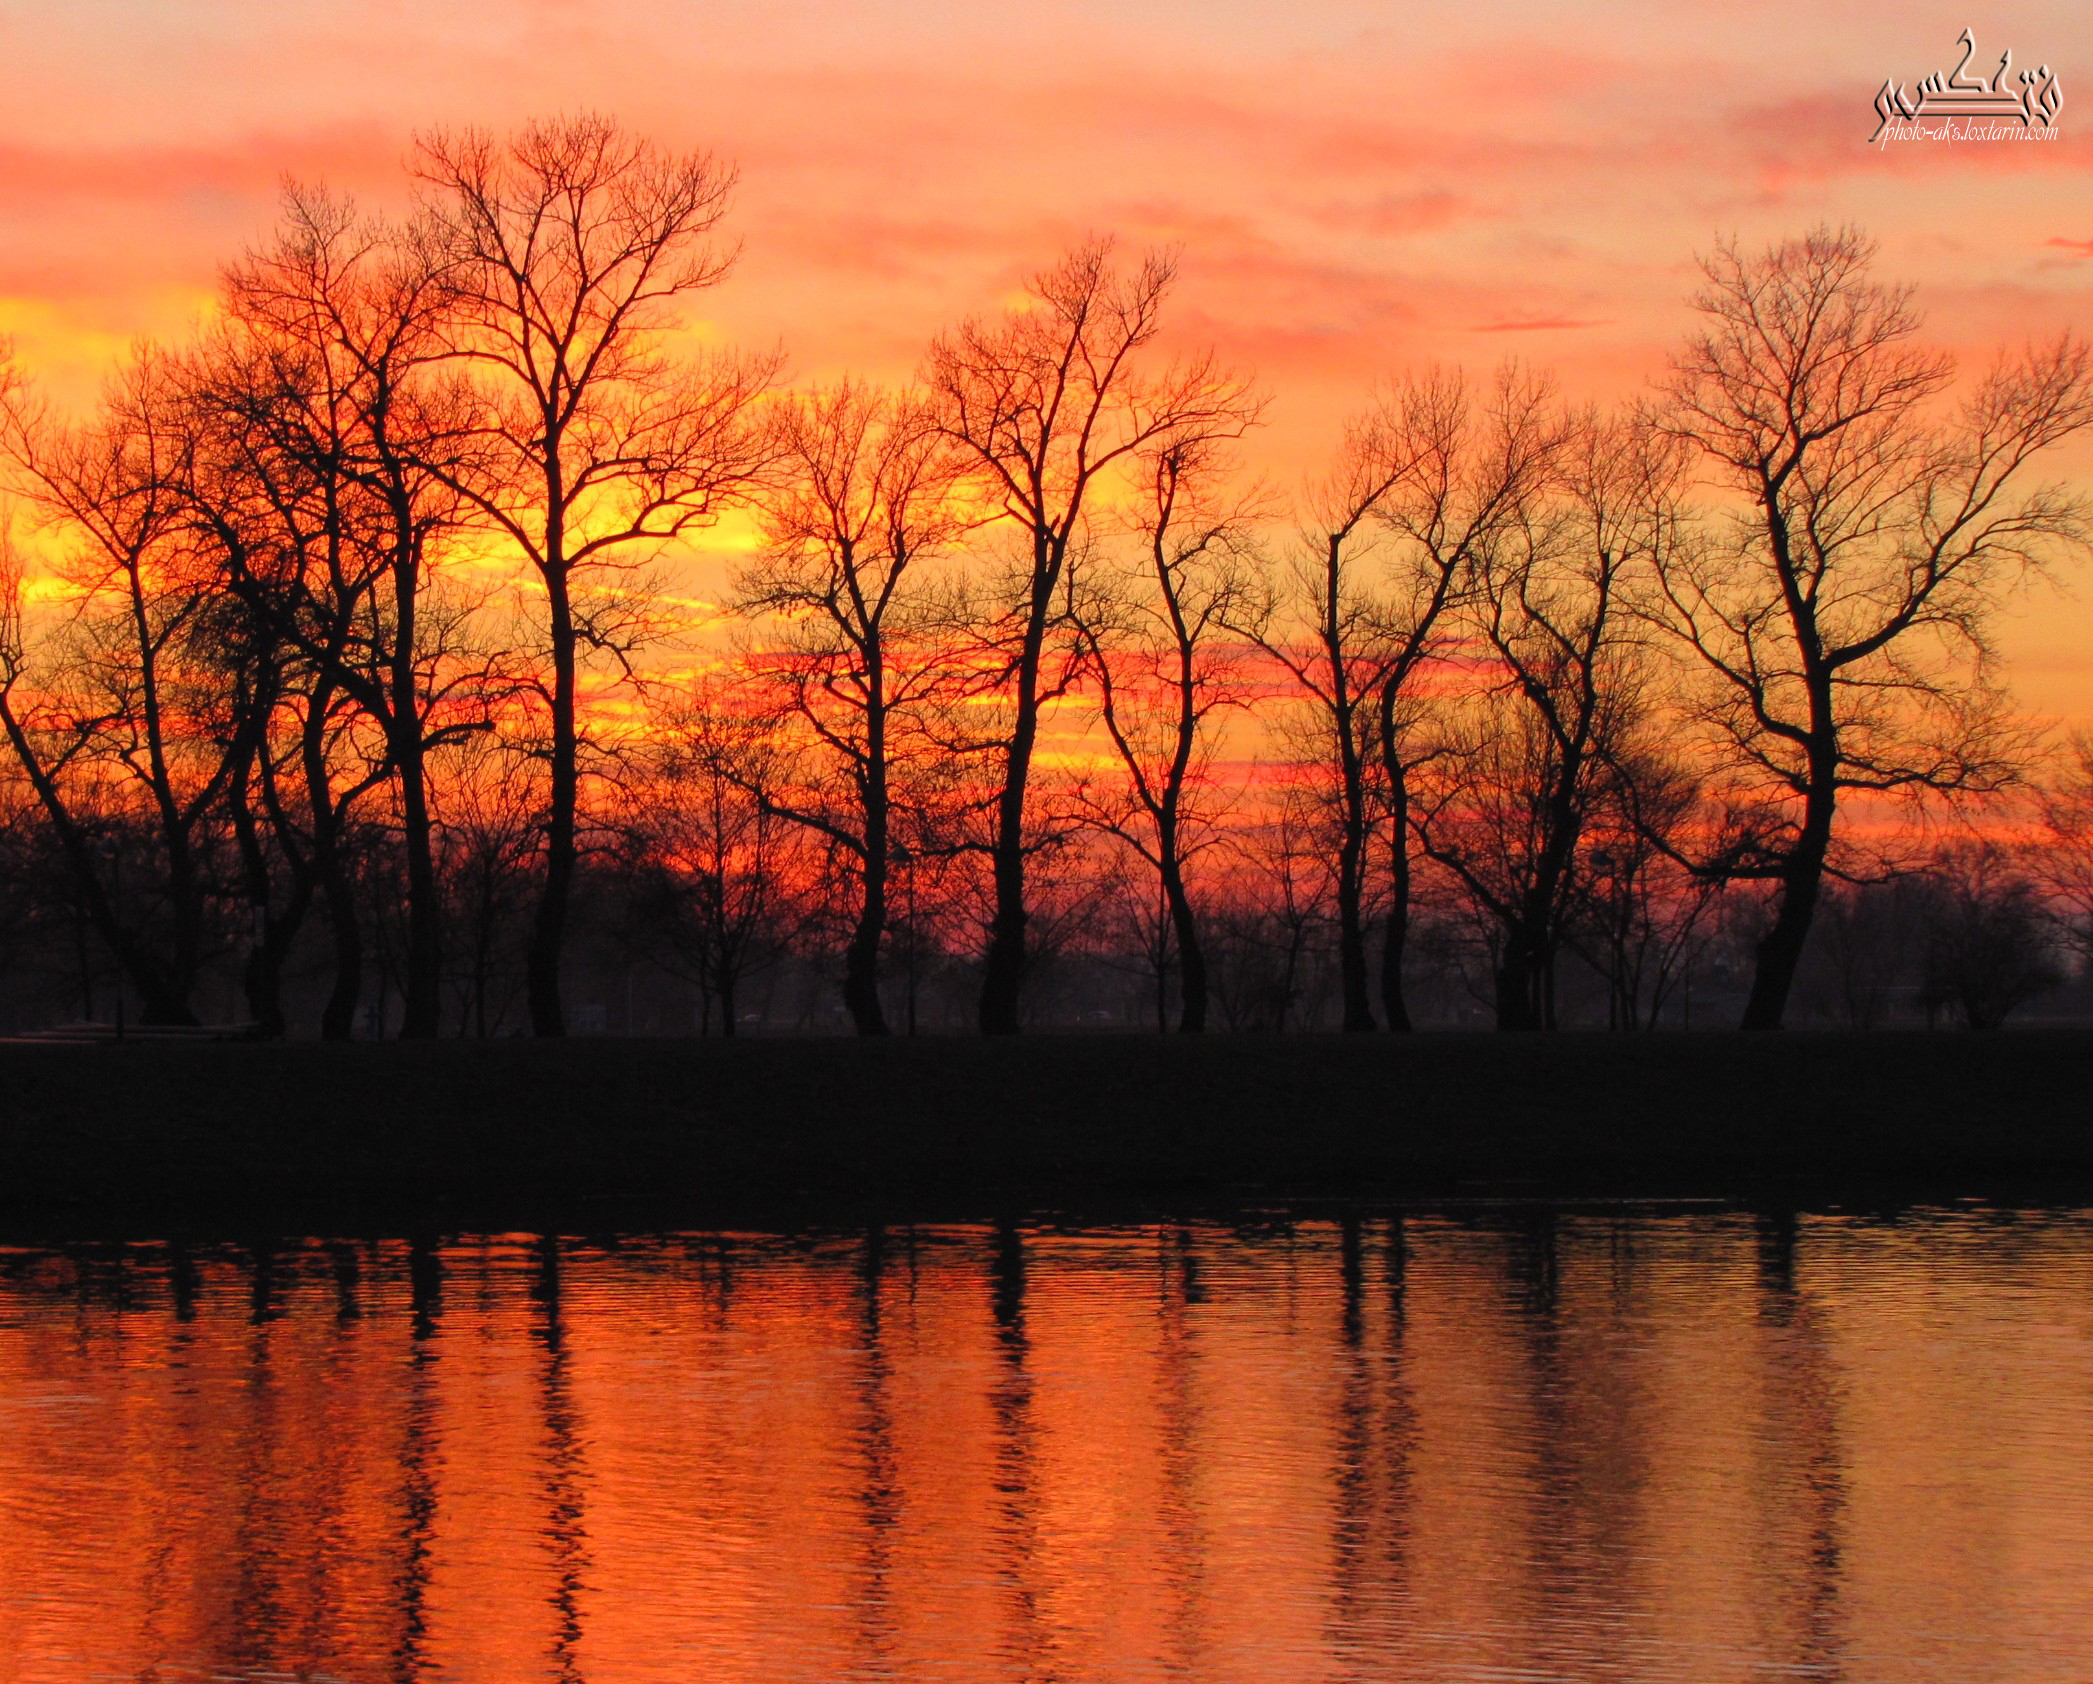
(1, 1031, 2088, 1236)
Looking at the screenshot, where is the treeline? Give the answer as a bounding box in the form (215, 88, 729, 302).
(2, 117, 2091, 1039)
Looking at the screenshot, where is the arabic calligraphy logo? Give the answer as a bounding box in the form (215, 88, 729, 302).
(1870, 26, 2063, 143)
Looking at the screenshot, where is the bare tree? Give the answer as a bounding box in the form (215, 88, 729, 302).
(432, 732, 541, 1038)
(1650, 225, 2093, 1029)
(2032, 731, 2093, 965)
(1576, 743, 1727, 1030)
(1247, 370, 1548, 1032)
(206, 186, 493, 1037)
(1414, 411, 1666, 1029)
(0, 353, 257, 1025)
(417, 114, 776, 1035)
(1798, 878, 1925, 1029)
(161, 334, 352, 1039)
(1249, 402, 1418, 1031)
(1918, 841, 2063, 1030)
(1208, 788, 1339, 1032)
(1071, 430, 1262, 1032)
(621, 692, 806, 1037)
(925, 237, 1257, 1034)
(736, 380, 964, 1034)
(1368, 367, 1560, 1030)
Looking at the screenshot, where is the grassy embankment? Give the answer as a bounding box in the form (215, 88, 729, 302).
(1, 1031, 2087, 1237)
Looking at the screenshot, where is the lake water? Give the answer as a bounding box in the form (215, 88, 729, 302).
(3, 1209, 2091, 1682)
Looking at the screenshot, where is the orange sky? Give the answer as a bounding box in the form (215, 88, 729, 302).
(1, 0, 2088, 716)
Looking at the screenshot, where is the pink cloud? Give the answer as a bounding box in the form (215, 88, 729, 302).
(1469, 316, 1612, 333)
(0, 126, 402, 213)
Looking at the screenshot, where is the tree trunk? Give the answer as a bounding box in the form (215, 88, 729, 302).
(239, 916, 284, 1037)
(392, 543, 441, 1039)
(530, 564, 578, 1037)
(844, 703, 891, 1035)
(1335, 814, 1375, 1032)
(979, 554, 1053, 1037)
(1741, 747, 1838, 1031)
(1743, 875, 1818, 1030)
(71, 889, 94, 1021)
(299, 682, 362, 1042)
(1742, 812, 1834, 1030)
(160, 837, 206, 1028)
(1165, 860, 1207, 1034)
(843, 854, 889, 1036)
(1380, 901, 1412, 1033)
(398, 745, 441, 1039)
(317, 856, 363, 1041)
(229, 757, 288, 1039)
(1379, 773, 1414, 1033)
(1495, 934, 1543, 1032)
(979, 832, 1028, 1035)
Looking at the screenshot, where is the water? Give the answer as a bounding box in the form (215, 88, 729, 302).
(3, 1210, 2091, 1682)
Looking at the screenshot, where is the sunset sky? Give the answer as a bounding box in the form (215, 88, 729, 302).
(2, 0, 2088, 713)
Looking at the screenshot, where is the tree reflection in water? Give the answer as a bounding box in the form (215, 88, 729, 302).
(1, 1210, 2090, 1682)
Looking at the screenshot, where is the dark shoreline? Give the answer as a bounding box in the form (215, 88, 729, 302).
(2, 1031, 2089, 1241)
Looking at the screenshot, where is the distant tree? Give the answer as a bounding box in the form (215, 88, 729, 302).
(204, 186, 492, 1037)
(926, 237, 1256, 1034)
(0, 718, 49, 1014)
(417, 114, 775, 1035)
(1071, 429, 1263, 1032)
(736, 380, 964, 1034)
(1207, 791, 1337, 1033)
(0, 353, 257, 1025)
(1918, 842, 2063, 1030)
(1414, 411, 1667, 1029)
(1366, 366, 1560, 1030)
(1796, 880, 1918, 1030)
(1649, 225, 2093, 1030)
(622, 693, 806, 1037)
(1575, 742, 1727, 1030)
(432, 732, 540, 1038)
(1248, 402, 1417, 1032)
(1084, 838, 1178, 1032)
(992, 833, 1117, 1028)
(2032, 731, 2093, 964)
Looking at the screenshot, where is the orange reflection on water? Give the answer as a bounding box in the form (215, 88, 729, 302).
(3, 1213, 2093, 1682)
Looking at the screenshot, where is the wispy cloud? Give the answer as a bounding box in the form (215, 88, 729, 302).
(1468, 316, 1612, 333)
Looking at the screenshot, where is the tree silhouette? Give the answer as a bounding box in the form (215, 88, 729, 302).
(1413, 408, 1661, 1030)
(206, 188, 493, 1037)
(416, 114, 775, 1036)
(0, 353, 254, 1025)
(737, 381, 965, 1035)
(1071, 428, 1264, 1033)
(926, 238, 1255, 1034)
(1651, 226, 2093, 1029)
(1367, 367, 1559, 1030)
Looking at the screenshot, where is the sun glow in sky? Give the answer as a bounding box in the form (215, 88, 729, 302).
(2, 0, 2089, 712)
